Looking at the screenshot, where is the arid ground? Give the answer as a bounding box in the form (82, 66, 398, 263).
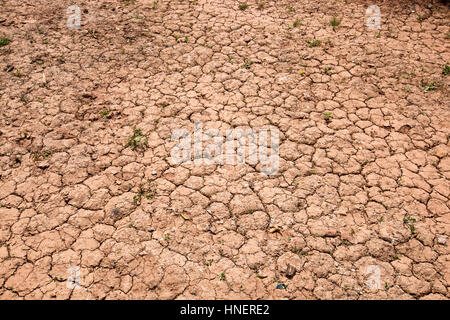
(0, 0, 449, 300)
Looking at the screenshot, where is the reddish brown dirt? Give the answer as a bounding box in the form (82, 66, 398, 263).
(0, 0, 449, 299)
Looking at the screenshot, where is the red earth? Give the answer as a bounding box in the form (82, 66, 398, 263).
(0, 0, 449, 299)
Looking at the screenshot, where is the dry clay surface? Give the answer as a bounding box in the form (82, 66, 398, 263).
(0, 0, 449, 300)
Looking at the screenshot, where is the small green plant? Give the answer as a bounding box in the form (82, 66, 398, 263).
(242, 60, 252, 69)
(204, 259, 214, 266)
(423, 81, 437, 92)
(323, 112, 332, 121)
(42, 150, 53, 158)
(127, 128, 148, 150)
(417, 13, 430, 22)
(293, 19, 300, 27)
(33, 149, 53, 161)
(219, 272, 226, 280)
(238, 3, 248, 10)
(305, 39, 320, 47)
(0, 37, 11, 47)
(165, 233, 170, 241)
(13, 70, 24, 77)
(99, 109, 111, 118)
(324, 66, 332, 75)
(403, 215, 417, 235)
(133, 180, 157, 205)
(330, 17, 340, 30)
(442, 65, 450, 76)
(403, 216, 416, 224)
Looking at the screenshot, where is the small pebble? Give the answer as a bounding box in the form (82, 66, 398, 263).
(437, 236, 447, 245)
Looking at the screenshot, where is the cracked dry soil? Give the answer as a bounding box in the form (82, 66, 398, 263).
(0, 0, 449, 300)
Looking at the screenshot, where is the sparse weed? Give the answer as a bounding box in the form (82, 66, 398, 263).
(423, 81, 437, 92)
(239, 3, 248, 10)
(99, 109, 111, 119)
(330, 17, 340, 30)
(42, 150, 53, 158)
(127, 128, 148, 150)
(133, 180, 157, 205)
(204, 259, 214, 266)
(0, 37, 10, 47)
(242, 60, 252, 69)
(13, 70, 24, 77)
(305, 39, 320, 47)
(33, 150, 53, 161)
(403, 215, 417, 235)
(417, 13, 430, 22)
